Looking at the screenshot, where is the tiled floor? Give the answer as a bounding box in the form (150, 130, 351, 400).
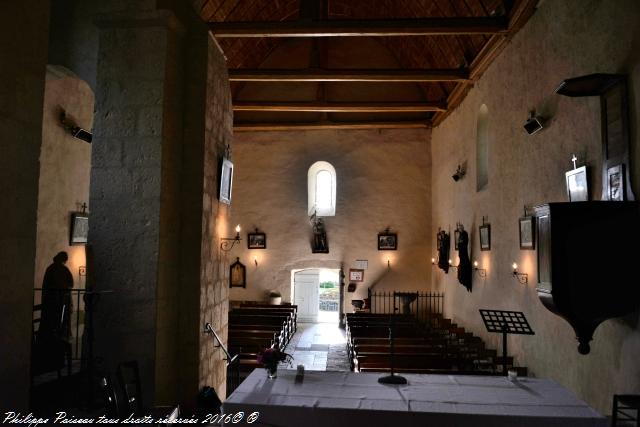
(282, 321, 348, 371)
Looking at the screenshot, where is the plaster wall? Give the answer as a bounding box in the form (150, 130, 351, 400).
(430, 0, 640, 414)
(34, 67, 94, 300)
(0, 1, 50, 410)
(230, 128, 432, 310)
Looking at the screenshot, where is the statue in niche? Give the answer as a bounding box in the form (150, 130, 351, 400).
(310, 214, 329, 253)
(456, 223, 472, 292)
(436, 228, 450, 273)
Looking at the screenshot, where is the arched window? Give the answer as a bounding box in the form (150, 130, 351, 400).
(476, 104, 489, 191)
(308, 161, 336, 216)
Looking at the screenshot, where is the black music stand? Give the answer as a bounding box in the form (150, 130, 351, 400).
(479, 309, 534, 376)
(378, 309, 407, 385)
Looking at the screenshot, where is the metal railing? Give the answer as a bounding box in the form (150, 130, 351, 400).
(204, 322, 240, 396)
(319, 299, 339, 311)
(367, 290, 444, 326)
(33, 288, 88, 361)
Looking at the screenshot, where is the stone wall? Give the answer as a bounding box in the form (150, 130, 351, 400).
(198, 36, 234, 400)
(430, 0, 640, 414)
(0, 0, 50, 410)
(230, 128, 432, 310)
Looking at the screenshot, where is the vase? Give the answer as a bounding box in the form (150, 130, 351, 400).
(267, 366, 278, 379)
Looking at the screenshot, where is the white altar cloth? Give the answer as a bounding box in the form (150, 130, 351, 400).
(222, 370, 606, 427)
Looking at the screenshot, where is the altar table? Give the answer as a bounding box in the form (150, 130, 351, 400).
(222, 370, 606, 427)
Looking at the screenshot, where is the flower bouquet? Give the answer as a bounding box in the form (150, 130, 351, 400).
(257, 347, 293, 379)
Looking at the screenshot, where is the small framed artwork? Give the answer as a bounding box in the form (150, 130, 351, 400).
(349, 269, 364, 282)
(378, 233, 397, 250)
(70, 212, 89, 245)
(229, 257, 246, 288)
(565, 166, 589, 202)
(519, 216, 535, 250)
(247, 231, 266, 249)
(607, 164, 626, 201)
(218, 158, 234, 205)
(479, 224, 491, 251)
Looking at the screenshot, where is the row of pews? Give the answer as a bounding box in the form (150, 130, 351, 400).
(228, 303, 297, 373)
(346, 312, 526, 375)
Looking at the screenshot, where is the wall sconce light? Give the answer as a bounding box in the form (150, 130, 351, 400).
(452, 163, 467, 182)
(473, 260, 487, 278)
(431, 257, 436, 265)
(512, 262, 528, 284)
(220, 224, 242, 252)
(254, 256, 258, 267)
(448, 259, 458, 270)
(387, 258, 391, 270)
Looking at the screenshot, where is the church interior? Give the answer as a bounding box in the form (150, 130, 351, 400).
(2, 0, 640, 425)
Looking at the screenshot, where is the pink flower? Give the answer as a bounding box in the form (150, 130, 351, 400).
(257, 347, 293, 369)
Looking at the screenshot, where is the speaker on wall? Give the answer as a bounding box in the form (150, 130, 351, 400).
(524, 116, 544, 135)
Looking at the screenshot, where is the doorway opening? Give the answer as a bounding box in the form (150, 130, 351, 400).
(292, 268, 339, 323)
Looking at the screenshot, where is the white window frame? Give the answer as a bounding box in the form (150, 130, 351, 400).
(308, 161, 336, 217)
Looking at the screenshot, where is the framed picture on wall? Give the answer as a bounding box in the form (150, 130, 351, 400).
(519, 216, 535, 250)
(219, 158, 234, 205)
(349, 269, 364, 282)
(479, 224, 491, 251)
(607, 164, 626, 201)
(378, 233, 397, 250)
(229, 257, 246, 288)
(565, 166, 589, 202)
(247, 231, 266, 249)
(70, 212, 89, 245)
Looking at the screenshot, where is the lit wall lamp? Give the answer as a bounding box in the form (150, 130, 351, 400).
(473, 260, 487, 278)
(512, 262, 528, 284)
(431, 257, 436, 265)
(220, 224, 242, 251)
(448, 259, 458, 270)
(387, 258, 391, 270)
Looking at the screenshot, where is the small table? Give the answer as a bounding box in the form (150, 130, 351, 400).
(222, 370, 605, 427)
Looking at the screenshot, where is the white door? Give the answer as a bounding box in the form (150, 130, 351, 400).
(294, 270, 320, 323)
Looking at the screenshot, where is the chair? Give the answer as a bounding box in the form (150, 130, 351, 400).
(612, 394, 640, 426)
(117, 361, 143, 415)
(99, 375, 120, 418)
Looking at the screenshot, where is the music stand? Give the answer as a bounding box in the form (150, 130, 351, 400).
(479, 309, 534, 376)
(378, 310, 407, 385)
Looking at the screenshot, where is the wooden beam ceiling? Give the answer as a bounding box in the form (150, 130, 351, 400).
(234, 121, 430, 131)
(228, 68, 470, 82)
(210, 17, 508, 37)
(233, 101, 447, 113)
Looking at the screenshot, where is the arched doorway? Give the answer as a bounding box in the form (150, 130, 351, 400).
(292, 268, 340, 323)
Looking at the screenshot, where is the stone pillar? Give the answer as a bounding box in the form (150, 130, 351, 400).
(90, 10, 185, 407)
(0, 1, 50, 410)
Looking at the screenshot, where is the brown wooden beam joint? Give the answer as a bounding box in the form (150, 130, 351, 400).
(228, 68, 470, 82)
(209, 17, 509, 37)
(232, 101, 447, 113)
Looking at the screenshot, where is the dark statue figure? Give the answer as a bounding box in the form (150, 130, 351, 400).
(311, 214, 328, 253)
(456, 223, 472, 292)
(40, 251, 74, 339)
(436, 228, 450, 273)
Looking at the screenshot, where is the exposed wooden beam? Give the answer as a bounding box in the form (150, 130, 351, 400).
(228, 68, 470, 82)
(209, 17, 508, 38)
(233, 101, 447, 113)
(234, 121, 431, 131)
(430, 0, 538, 127)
